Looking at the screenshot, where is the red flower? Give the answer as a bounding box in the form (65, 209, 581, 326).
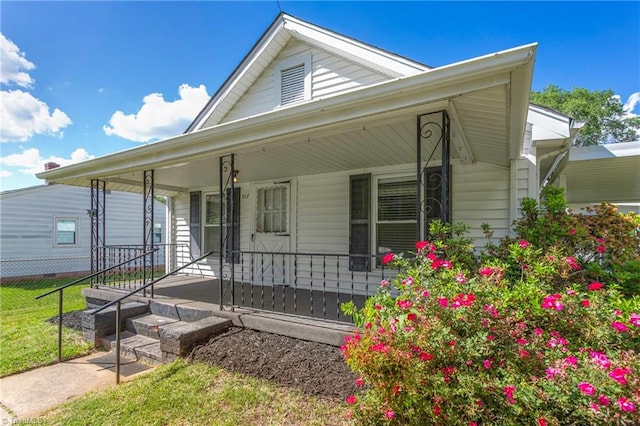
(569, 228, 576, 235)
(608, 367, 632, 385)
(518, 239, 530, 248)
(581, 300, 590, 308)
(382, 253, 395, 265)
(346, 395, 356, 404)
(578, 382, 596, 395)
(618, 398, 636, 412)
(596, 245, 606, 253)
(611, 321, 628, 333)
(437, 298, 449, 308)
(479, 266, 493, 276)
(537, 419, 548, 426)
(416, 241, 430, 251)
(588, 282, 604, 291)
(407, 313, 417, 321)
(384, 409, 395, 419)
(419, 352, 433, 361)
(597, 395, 611, 406)
(355, 377, 364, 386)
(629, 313, 640, 327)
(503, 385, 516, 404)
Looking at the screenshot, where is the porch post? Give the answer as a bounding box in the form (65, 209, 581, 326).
(143, 170, 155, 296)
(219, 154, 235, 311)
(90, 179, 106, 287)
(416, 115, 423, 242)
(441, 112, 451, 224)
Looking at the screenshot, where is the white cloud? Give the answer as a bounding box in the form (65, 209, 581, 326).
(0, 169, 12, 178)
(0, 147, 94, 175)
(103, 84, 209, 142)
(623, 92, 640, 117)
(0, 33, 35, 88)
(0, 89, 72, 142)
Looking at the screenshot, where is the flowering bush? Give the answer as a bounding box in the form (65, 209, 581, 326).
(341, 196, 640, 425)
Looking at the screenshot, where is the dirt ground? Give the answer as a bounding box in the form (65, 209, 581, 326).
(189, 327, 359, 400)
(53, 312, 359, 400)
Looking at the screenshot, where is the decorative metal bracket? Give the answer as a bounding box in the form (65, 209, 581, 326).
(416, 111, 451, 241)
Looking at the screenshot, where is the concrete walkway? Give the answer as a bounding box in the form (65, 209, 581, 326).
(0, 351, 154, 422)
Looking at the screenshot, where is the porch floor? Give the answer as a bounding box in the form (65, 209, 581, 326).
(143, 274, 368, 323)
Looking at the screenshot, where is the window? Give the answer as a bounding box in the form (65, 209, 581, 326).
(256, 186, 288, 233)
(349, 174, 371, 271)
(375, 176, 417, 256)
(153, 223, 162, 244)
(55, 217, 78, 246)
(275, 54, 311, 107)
(203, 189, 240, 262)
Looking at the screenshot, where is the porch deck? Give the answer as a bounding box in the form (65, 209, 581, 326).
(122, 274, 368, 323)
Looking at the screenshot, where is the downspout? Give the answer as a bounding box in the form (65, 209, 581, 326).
(537, 119, 583, 195)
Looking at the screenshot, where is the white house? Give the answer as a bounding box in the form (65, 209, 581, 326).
(35, 14, 583, 313)
(0, 183, 167, 279)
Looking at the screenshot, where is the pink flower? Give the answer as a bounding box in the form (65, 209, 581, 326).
(503, 385, 516, 404)
(516, 338, 528, 345)
(397, 299, 413, 310)
(534, 328, 544, 336)
(618, 398, 636, 412)
(581, 300, 590, 308)
(355, 377, 364, 387)
(541, 294, 564, 311)
(434, 405, 441, 416)
(578, 382, 596, 395)
(346, 395, 356, 404)
(589, 403, 599, 412)
(630, 313, 640, 327)
(565, 256, 581, 270)
(380, 279, 389, 287)
(419, 352, 433, 362)
(598, 395, 611, 406)
(596, 245, 606, 253)
(382, 253, 395, 265)
(518, 239, 530, 248)
(384, 409, 395, 419)
(487, 335, 495, 341)
(537, 419, 548, 426)
(569, 228, 576, 235)
(416, 241, 430, 251)
(479, 266, 493, 276)
(588, 282, 604, 291)
(437, 298, 449, 308)
(589, 351, 611, 370)
(483, 359, 492, 369)
(609, 367, 632, 385)
(545, 367, 560, 380)
(565, 356, 578, 366)
(455, 273, 467, 283)
(421, 290, 430, 298)
(612, 321, 628, 333)
(483, 304, 499, 318)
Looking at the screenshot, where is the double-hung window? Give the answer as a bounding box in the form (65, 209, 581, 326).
(203, 189, 240, 262)
(375, 176, 417, 256)
(349, 174, 418, 270)
(55, 217, 78, 246)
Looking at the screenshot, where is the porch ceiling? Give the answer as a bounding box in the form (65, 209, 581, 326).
(47, 85, 510, 197)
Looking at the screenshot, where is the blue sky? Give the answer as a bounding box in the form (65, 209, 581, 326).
(1, 1, 638, 191)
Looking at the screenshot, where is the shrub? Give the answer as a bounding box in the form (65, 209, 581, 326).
(341, 195, 640, 425)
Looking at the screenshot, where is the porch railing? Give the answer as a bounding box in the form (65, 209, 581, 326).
(171, 250, 396, 323)
(94, 243, 188, 289)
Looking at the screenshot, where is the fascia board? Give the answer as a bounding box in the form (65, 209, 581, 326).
(38, 43, 536, 183)
(187, 16, 288, 132)
(283, 16, 429, 77)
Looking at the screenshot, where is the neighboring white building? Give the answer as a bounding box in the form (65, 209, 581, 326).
(556, 142, 640, 214)
(0, 184, 167, 278)
(36, 14, 586, 297)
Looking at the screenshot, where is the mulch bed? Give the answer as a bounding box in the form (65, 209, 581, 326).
(188, 327, 359, 400)
(50, 312, 360, 400)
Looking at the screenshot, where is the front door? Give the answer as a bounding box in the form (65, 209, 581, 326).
(253, 182, 290, 285)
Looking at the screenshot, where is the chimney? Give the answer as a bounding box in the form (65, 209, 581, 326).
(44, 162, 60, 171)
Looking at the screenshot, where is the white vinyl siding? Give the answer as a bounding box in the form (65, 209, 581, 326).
(218, 39, 390, 125)
(0, 185, 166, 277)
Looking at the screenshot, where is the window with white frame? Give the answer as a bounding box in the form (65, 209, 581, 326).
(375, 176, 417, 256)
(256, 186, 288, 233)
(55, 217, 79, 246)
(275, 54, 311, 107)
(153, 223, 162, 244)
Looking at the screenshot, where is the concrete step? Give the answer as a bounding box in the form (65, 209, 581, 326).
(149, 300, 216, 322)
(160, 316, 232, 360)
(126, 314, 179, 339)
(101, 331, 164, 366)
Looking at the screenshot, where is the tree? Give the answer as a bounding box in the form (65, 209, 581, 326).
(530, 84, 640, 146)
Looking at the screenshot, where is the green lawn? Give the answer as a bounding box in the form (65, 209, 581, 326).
(42, 359, 349, 426)
(0, 278, 93, 377)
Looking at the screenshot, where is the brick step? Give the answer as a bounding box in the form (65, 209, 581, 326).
(101, 332, 164, 366)
(126, 314, 180, 339)
(149, 300, 217, 322)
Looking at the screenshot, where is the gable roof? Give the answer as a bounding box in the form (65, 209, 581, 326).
(186, 13, 431, 132)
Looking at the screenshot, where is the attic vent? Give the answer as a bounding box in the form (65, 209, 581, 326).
(280, 64, 305, 105)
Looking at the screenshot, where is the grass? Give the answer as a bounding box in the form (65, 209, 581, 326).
(0, 278, 93, 377)
(42, 359, 350, 426)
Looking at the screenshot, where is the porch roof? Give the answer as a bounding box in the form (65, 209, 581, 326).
(37, 43, 536, 197)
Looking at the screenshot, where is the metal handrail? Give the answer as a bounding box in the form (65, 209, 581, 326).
(90, 250, 214, 384)
(34, 248, 159, 363)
